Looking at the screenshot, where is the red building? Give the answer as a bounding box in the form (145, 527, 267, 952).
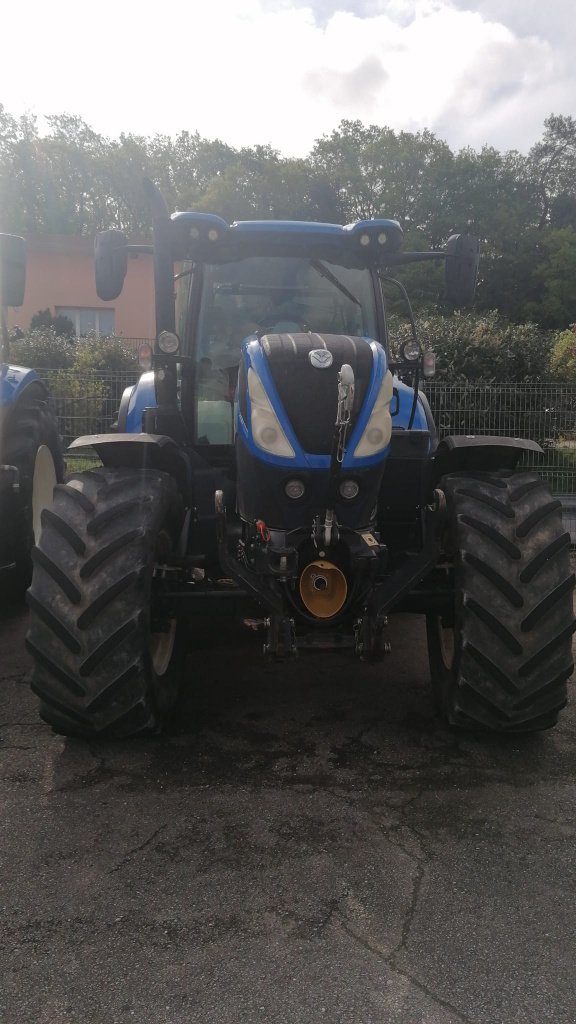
(5, 235, 155, 341)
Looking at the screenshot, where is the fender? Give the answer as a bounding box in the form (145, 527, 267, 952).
(0, 364, 46, 408)
(68, 433, 192, 504)
(432, 434, 543, 482)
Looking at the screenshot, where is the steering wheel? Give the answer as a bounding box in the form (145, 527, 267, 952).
(258, 318, 306, 336)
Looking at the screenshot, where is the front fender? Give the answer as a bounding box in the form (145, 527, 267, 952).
(68, 433, 191, 503)
(432, 434, 542, 482)
(0, 364, 46, 408)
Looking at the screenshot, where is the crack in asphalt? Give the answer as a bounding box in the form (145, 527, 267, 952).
(323, 785, 474, 1022)
(109, 824, 168, 874)
(336, 915, 477, 1024)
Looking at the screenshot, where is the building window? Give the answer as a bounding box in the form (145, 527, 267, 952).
(56, 307, 115, 336)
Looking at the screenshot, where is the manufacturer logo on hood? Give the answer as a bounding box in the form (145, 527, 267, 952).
(309, 349, 333, 369)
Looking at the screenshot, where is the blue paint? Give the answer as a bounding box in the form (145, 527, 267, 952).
(235, 336, 430, 470)
(125, 372, 156, 433)
(0, 364, 43, 408)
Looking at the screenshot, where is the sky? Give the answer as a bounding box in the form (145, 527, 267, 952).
(1, 0, 574, 156)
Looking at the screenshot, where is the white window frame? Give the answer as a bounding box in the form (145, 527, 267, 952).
(55, 307, 115, 337)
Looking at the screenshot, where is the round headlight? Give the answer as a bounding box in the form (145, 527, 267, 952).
(285, 479, 305, 500)
(260, 426, 278, 446)
(208, 228, 219, 242)
(401, 339, 421, 362)
(189, 226, 200, 240)
(359, 233, 370, 247)
(158, 330, 180, 354)
(339, 479, 359, 500)
(377, 232, 387, 245)
(367, 427, 384, 445)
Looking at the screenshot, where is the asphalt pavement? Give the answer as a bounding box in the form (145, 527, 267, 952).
(1, 604, 576, 1024)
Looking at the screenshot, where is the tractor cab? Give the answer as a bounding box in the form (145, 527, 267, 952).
(183, 250, 381, 447)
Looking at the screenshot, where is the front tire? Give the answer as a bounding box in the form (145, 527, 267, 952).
(1, 397, 63, 598)
(427, 471, 575, 732)
(27, 467, 185, 738)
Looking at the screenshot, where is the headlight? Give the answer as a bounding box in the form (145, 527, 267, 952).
(285, 479, 305, 499)
(248, 368, 295, 458)
(401, 339, 421, 361)
(339, 479, 359, 499)
(353, 370, 393, 458)
(158, 330, 180, 354)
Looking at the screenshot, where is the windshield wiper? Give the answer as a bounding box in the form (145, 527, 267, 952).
(311, 260, 361, 308)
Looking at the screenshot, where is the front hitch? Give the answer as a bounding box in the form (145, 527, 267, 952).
(318, 362, 355, 549)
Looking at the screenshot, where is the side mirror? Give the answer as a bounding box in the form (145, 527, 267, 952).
(0, 234, 26, 307)
(444, 234, 479, 306)
(95, 229, 128, 301)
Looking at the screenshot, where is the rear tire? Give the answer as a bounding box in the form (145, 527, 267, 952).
(1, 396, 63, 598)
(427, 471, 575, 732)
(26, 467, 185, 738)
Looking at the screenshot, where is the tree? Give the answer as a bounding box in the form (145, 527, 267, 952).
(30, 309, 75, 338)
(528, 114, 576, 231)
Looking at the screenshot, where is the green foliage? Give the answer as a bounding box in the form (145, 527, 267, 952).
(525, 227, 576, 328)
(9, 328, 75, 369)
(8, 327, 137, 374)
(389, 310, 555, 382)
(30, 308, 75, 337)
(550, 327, 576, 381)
(72, 334, 138, 373)
(3, 103, 576, 328)
(45, 368, 108, 445)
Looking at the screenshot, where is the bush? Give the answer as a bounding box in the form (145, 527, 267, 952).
(9, 328, 75, 369)
(388, 309, 555, 382)
(7, 327, 138, 374)
(30, 309, 75, 338)
(73, 334, 138, 373)
(550, 327, 576, 382)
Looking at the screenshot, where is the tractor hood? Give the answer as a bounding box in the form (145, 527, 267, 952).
(235, 332, 394, 531)
(236, 333, 392, 468)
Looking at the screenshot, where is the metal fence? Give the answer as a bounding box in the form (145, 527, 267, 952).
(40, 369, 140, 450)
(40, 371, 576, 540)
(425, 382, 576, 539)
(424, 381, 576, 485)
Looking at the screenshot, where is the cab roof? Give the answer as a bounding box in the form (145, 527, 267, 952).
(171, 211, 404, 268)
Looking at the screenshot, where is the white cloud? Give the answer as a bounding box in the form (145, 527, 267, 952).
(0, 0, 573, 155)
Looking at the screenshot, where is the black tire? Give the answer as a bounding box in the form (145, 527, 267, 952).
(0, 395, 63, 598)
(26, 467, 185, 739)
(427, 471, 575, 732)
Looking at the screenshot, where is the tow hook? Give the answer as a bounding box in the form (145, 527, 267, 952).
(263, 615, 297, 659)
(354, 614, 392, 661)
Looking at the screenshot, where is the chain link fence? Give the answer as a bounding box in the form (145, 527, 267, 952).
(40, 370, 575, 541)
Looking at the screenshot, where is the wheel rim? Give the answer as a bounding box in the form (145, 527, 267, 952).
(150, 619, 177, 676)
(32, 445, 58, 543)
(437, 617, 455, 671)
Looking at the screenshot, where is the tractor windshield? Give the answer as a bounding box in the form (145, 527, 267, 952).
(190, 255, 378, 444)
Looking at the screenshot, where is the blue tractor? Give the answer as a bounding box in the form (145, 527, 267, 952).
(27, 182, 574, 737)
(0, 234, 63, 599)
